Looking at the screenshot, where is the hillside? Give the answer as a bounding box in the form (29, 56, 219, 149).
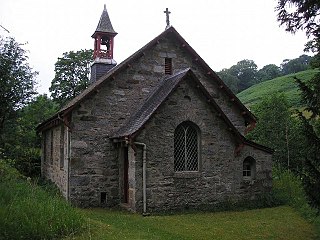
(237, 69, 319, 109)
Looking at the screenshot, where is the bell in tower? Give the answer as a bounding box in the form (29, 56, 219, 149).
(90, 4, 117, 83)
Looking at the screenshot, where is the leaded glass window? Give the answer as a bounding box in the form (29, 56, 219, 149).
(174, 121, 199, 172)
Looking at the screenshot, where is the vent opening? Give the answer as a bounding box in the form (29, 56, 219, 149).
(165, 58, 172, 75)
(101, 192, 107, 204)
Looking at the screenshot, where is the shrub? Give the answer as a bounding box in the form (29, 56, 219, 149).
(273, 168, 316, 219)
(0, 159, 23, 181)
(272, 168, 320, 237)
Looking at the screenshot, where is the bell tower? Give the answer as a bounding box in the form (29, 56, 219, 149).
(90, 4, 117, 83)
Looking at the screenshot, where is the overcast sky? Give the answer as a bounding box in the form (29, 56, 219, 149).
(1, 0, 308, 94)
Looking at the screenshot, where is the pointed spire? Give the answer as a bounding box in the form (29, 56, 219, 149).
(90, 5, 117, 84)
(92, 4, 117, 37)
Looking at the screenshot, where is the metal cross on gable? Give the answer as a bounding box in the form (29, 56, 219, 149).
(164, 8, 171, 30)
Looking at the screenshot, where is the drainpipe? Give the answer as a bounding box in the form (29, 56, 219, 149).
(67, 129, 71, 201)
(133, 142, 147, 214)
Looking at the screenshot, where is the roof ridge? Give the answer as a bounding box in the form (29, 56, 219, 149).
(38, 26, 256, 132)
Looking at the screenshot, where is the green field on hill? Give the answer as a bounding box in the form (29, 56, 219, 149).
(237, 69, 319, 109)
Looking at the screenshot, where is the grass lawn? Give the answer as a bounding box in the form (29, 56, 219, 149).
(66, 206, 317, 240)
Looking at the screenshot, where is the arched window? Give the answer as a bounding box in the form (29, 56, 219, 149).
(243, 157, 256, 180)
(174, 121, 199, 172)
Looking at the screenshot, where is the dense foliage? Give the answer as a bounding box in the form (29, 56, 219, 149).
(1, 94, 57, 177)
(247, 94, 307, 172)
(6, 95, 58, 176)
(256, 64, 282, 82)
(50, 49, 93, 107)
(272, 168, 320, 234)
(217, 59, 258, 93)
(276, 0, 320, 209)
(218, 55, 312, 93)
(276, 0, 320, 52)
(0, 36, 37, 147)
(280, 54, 312, 75)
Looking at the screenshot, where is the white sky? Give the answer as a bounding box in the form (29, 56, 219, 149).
(1, 0, 308, 94)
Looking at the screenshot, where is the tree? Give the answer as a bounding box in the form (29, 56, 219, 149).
(0, 36, 37, 147)
(50, 49, 93, 107)
(4, 95, 58, 176)
(247, 94, 306, 171)
(17, 94, 58, 148)
(294, 72, 320, 207)
(276, 0, 320, 53)
(280, 55, 312, 75)
(257, 64, 282, 82)
(276, 0, 320, 207)
(229, 59, 258, 92)
(217, 68, 239, 93)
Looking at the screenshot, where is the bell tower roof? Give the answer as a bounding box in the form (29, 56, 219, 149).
(90, 4, 117, 83)
(92, 4, 117, 37)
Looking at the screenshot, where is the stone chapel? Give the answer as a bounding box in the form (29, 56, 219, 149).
(37, 5, 273, 213)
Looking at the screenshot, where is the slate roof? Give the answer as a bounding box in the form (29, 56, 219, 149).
(112, 69, 191, 138)
(92, 4, 117, 36)
(37, 26, 256, 132)
(111, 68, 273, 154)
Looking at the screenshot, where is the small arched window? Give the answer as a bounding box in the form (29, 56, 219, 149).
(174, 121, 199, 172)
(243, 157, 256, 180)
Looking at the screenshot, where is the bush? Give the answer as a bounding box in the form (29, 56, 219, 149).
(273, 168, 320, 237)
(0, 159, 23, 181)
(273, 168, 317, 219)
(0, 161, 85, 240)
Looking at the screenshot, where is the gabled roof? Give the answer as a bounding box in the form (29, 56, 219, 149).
(112, 69, 191, 138)
(92, 4, 117, 37)
(37, 26, 255, 132)
(111, 68, 272, 154)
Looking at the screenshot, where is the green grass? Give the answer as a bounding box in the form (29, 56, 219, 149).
(237, 69, 319, 109)
(66, 206, 317, 240)
(0, 161, 85, 240)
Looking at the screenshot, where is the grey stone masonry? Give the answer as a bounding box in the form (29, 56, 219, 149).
(129, 78, 272, 212)
(41, 125, 68, 198)
(40, 26, 272, 212)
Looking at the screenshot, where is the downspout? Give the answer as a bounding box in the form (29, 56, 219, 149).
(66, 129, 71, 200)
(133, 142, 147, 215)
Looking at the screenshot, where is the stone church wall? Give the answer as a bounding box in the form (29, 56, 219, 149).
(154, 35, 248, 134)
(41, 125, 68, 198)
(66, 35, 188, 207)
(63, 33, 265, 208)
(67, 45, 165, 206)
(132, 78, 272, 212)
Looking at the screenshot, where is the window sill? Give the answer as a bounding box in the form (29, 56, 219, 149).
(174, 171, 201, 178)
(242, 178, 256, 185)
